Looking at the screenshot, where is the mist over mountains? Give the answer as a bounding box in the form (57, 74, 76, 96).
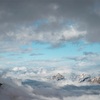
(0, 66, 100, 100)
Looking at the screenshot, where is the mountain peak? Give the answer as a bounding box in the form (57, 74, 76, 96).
(52, 73, 65, 81)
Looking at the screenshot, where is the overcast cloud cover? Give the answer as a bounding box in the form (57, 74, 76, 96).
(0, 0, 100, 46)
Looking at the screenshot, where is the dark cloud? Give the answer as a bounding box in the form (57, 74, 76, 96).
(83, 52, 98, 56)
(0, 0, 100, 49)
(30, 53, 44, 56)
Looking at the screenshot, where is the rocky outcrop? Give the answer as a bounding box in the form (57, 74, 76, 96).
(78, 74, 91, 83)
(52, 73, 65, 81)
(90, 77, 100, 84)
(78, 74, 100, 84)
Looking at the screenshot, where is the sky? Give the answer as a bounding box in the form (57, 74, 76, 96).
(0, 0, 100, 71)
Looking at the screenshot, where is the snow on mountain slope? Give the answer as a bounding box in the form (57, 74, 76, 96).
(1, 67, 100, 85)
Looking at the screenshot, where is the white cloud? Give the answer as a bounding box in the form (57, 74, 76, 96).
(66, 52, 100, 72)
(5, 26, 86, 46)
(0, 74, 100, 100)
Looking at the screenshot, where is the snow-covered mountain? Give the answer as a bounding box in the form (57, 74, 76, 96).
(0, 67, 100, 85)
(52, 73, 65, 81)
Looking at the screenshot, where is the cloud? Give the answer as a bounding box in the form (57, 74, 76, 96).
(1, 75, 100, 100)
(83, 52, 98, 56)
(25, 59, 68, 68)
(67, 52, 100, 61)
(0, 0, 100, 49)
(4, 26, 86, 46)
(30, 53, 44, 56)
(1, 66, 100, 100)
(66, 52, 100, 71)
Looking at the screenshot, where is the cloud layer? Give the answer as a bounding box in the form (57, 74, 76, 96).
(66, 52, 100, 71)
(0, 67, 100, 100)
(0, 0, 100, 48)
